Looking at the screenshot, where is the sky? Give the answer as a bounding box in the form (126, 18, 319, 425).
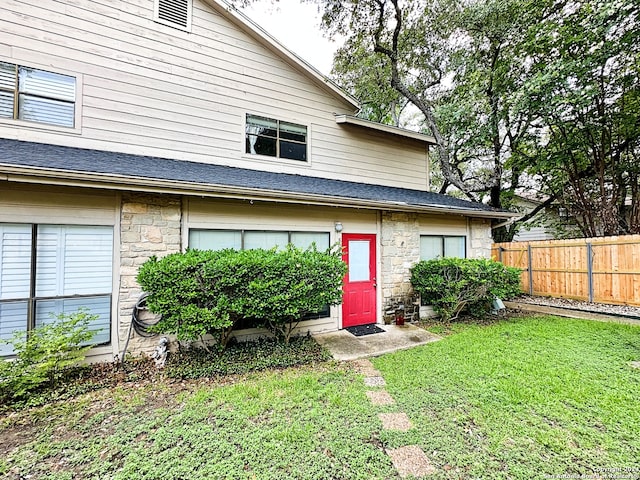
(241, 0, 340, 76)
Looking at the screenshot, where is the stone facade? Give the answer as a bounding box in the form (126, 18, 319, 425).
(118, 193, 182, 356)
(468, 218, 493, 258)
(380, 211, 421, 308)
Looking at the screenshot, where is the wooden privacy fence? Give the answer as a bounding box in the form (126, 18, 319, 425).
(492, 235, 640, 306)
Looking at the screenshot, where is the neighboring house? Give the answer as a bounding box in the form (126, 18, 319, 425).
(0, 0, 513, 359)
(511, 195, 558, 241)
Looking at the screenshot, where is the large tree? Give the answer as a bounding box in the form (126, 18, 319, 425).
(316, 0, 640, 239)
(523, 0, 640, 237)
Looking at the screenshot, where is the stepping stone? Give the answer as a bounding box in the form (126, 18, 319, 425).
(352, 358, 381, 377)
(364, 376, 386, 387)
(379, 412, 412, 431)
(366, 390, 395, 406)
(387, 445, 436, 478)
(629, 361, 640, 369)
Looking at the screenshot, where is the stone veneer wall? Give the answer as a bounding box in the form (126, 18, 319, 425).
(118, 193, 182, 356)
(467, 218, 493, 259)
(380, 212, 421, 306)
(380, 213, 493, 320)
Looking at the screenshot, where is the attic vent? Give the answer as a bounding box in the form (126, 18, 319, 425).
(154, 0, 192, 31)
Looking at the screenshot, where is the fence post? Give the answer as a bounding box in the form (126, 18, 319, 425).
(528, 244, 534, 295)
(498, 246, 503, 263)
(587, 242, 594, 302)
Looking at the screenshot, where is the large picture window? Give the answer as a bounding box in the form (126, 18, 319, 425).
(189, 229, 331, 322)
(420, 235, 466, 261)
(189, 229, 330, 252)
(245, 114, 307, 161)
(0, 224, 113, 356)
(0, 62, 76, 128)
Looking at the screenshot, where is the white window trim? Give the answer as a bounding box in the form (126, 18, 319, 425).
(153, 0, 193, 33)
(0, 59, 82, 134)
(241, 113, 312, 167)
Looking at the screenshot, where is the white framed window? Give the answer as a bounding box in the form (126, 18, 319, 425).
(189, 229, 330, 252)
(0, 224, 113, 356)
(420, 235, 466, 261)
(154, 0, 192, 31)
(245, 114, 308, 162)
(0, 62, 76, 128)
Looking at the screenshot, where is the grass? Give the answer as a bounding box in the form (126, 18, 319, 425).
(1, 315, 638, 479)
(373, 315, 640, 479)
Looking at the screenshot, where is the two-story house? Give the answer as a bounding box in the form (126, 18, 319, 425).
(0, 0, 513, 359)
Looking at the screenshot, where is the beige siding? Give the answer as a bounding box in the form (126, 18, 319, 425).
(418, 214, 469, 235)
(0, 0, 429, 189)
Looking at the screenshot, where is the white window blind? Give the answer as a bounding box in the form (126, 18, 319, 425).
(36, 225, 113, 297)
(0, 301, 27, 355)
(290, 232, 330, 251)
(0, 224, 31, 300)
(189, 230, 242, 251)
(36, 296, 111, 345)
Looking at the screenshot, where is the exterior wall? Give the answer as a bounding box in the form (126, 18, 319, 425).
(0, 184, 118, 360)
(187, 197, 379, 332)
(0, 0, 429, 190)
(468, 218, 493, 258)
(118, 192, 182, 356)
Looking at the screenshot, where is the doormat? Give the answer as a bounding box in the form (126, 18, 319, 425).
(346, 324, 386, 337)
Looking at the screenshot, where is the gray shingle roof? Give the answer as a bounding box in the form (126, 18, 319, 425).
(0, 138, 511, 217)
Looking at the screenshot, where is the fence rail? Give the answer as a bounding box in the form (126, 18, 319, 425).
(491, 235, 640, 306)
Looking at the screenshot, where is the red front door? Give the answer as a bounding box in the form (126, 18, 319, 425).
(342, 233, 377, 327)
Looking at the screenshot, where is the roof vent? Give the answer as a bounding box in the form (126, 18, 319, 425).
(155, 0, 191, 31)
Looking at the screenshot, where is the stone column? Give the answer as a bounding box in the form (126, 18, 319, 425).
(118, 193, 182, 356)
(468, 218, 493, 259)
(380, 212, 420, 318)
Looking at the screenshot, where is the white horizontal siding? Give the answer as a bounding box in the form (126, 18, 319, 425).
(0, 0, 430, 190)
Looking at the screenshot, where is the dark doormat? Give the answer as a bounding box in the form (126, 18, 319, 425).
(345, 324, 386, 337)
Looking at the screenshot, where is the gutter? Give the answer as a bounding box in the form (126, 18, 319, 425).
(0, 164, 515, 220)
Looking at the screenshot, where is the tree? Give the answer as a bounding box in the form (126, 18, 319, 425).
(523, 0, 640, 237)
(321, 0, 555, 241)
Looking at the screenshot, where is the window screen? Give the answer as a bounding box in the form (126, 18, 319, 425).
(246, 114, 307, 161)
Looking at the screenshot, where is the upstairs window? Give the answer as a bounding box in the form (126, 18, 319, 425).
(154, 0, 192, 31)
(420, 235, 466, 261)
(245, 114, 308, 162)
(0, 62, 76, 128)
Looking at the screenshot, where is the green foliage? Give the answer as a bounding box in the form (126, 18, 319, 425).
(411, 257, 521, 321)
(137, 245, 346, 348)
(165, 335, 332, 379)
(0, 309, 98, 402)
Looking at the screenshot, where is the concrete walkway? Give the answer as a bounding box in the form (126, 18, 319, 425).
(313, 323, 441, 361)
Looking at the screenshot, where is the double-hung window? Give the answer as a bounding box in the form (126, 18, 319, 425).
(0, 224, 113, 356)
(0, 62, 76, 128)
(420, 235, 466, 261)
(245, 114, 308, 161)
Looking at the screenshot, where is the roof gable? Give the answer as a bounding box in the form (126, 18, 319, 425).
(202, 0, 360, 110)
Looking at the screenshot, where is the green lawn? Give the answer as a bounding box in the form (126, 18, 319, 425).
(1, 315, 639, 479)
(374, 316, 640, 478)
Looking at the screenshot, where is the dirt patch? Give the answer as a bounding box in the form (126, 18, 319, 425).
(364, 376, 386, 387)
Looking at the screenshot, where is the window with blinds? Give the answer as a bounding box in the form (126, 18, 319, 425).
(0, 224, 113, 356)
(0, 62, 76, 128)
(154, 0, 192, 31)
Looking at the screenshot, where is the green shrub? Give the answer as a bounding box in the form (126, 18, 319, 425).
(411, 258, 521, 321)
(137, 245, 347, 349)
(243, 245, 346, 343)
(0, 309, 98, 402)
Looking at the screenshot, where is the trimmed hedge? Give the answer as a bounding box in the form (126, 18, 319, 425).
(137, 245, 346, 349)
(411, 258, 521, 321)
